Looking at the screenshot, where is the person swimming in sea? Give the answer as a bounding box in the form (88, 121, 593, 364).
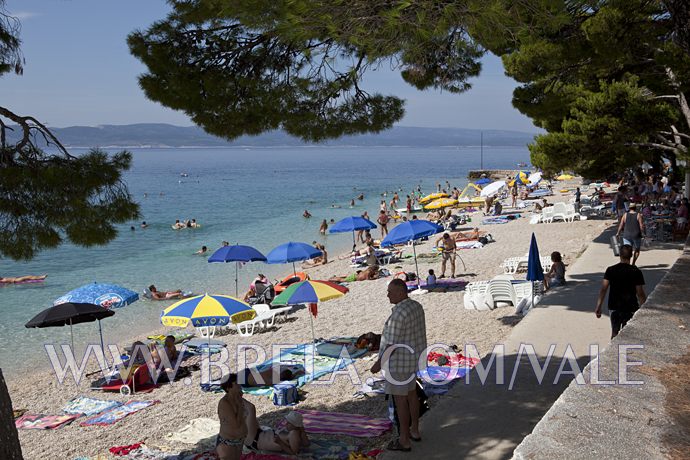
(0, 274, 47, 283)
(303, 210, 312, 218)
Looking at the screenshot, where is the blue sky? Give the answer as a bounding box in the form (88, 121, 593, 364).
(4, 0, 538, 132)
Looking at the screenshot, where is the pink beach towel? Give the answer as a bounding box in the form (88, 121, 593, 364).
(80, 400, 159, 426)
(15, 413, 79, 430)
(282, 409, 391, 438)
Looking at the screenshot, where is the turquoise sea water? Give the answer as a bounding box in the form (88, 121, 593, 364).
(0, 146, 529, 376)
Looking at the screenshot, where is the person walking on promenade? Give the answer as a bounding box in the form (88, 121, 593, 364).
(595, 245, 647, 339)
(616, 202, 645, 265)
(371, 279, 427, 452)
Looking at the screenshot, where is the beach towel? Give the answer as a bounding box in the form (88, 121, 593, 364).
(353, 378, 386, 399)
(278, 409, 392, 438)
(165, 417, 219, 445)
(242, 344, 356, 396)
(427, 351, 480, 368)
(109, 443, 143, 456)
(121, 446, 181, 459)
(63, 396, 123, 416)
(15, 413, 79, 430)
(454, 241, 483, 249)
(80, 400, 159, 426)
(299, 438, 360, 459)
(148, 331, 195, 344)
(417, 366, 469, 395)
(316, 337, 368, 359)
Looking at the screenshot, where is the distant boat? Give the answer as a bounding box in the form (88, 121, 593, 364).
(180, 172, 189, 177)
(517, 162, 528, 168)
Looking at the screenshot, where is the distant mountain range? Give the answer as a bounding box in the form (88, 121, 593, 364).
(8, 123, 538, 148)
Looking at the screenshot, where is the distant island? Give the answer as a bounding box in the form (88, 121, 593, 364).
(8, 123, 538, 148)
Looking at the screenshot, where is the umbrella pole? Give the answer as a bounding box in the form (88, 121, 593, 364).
(352, 231, 356, 253)
(413, 243, 421, 288)
(292, 261, 297, 277)
(70, 319, 74, 353)
(235, 261, 239, 297)
(98, 319, 105, 361)
(309, 310, 316, 344)
(208, 335, 211, 385)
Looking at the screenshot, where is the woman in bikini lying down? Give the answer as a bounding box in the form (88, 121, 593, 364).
(244, 401, 309, 455)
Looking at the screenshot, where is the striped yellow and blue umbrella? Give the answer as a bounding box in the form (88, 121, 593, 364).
(160, 294, 256, 328)
(272, 280, 348, 343)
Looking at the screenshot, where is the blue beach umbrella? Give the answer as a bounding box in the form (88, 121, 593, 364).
(208, 244, 267, 296)
(329, 216, 377, 251)
(381, 220, 443, 288)
(526, 233, 544, 310)
(266, 242, 323, 276)
(474, 178, 492, 186)
(55, 283, 139, 309)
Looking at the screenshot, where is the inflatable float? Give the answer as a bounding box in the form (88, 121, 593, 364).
(274, 272, 309, 294)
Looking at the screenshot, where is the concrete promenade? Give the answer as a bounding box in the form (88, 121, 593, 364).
(385, 227, 682, 460)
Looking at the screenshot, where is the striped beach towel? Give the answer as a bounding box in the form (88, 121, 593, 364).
(15, 413, 79, 430)
(284, 409, 392, 438)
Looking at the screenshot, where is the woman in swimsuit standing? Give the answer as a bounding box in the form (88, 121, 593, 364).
(217, 375, 247, 460)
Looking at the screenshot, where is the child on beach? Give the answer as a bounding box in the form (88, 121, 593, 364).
(426, 269, 437, 286)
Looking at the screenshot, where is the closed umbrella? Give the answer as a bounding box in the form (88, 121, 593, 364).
(54, 282, 138, 309)
(26, 302, 114, 353)
(526, 233, 545, 313)
(273, 280, 349, 343)
(480, 181, 506, 198)
(381, 220, 443, 289)
(329, 217, 377, 252)
(266, 242, 322, 276)
(208, 244, 267, 296)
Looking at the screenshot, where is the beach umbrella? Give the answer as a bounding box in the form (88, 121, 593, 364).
(527, 172, 542, 187)
(273, 280, 349, 343)
(161, 294, 256, 383)
(556, 174, 573, 181)
(526, 233, 545, 313)
(26, 302, 114, 353)
(480, 180, 506, 198)
(266, 242, 322, 276)
(208, 244, 267, 297)
(329, 217, 377, 252)
(381, 220, 443, 289)
(419, 192, 449, 205)
(423, 198, 458, 210)
(474, 178, 492, 186)
(54, 282, 138, 309)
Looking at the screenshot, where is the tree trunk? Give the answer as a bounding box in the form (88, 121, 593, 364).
(0, 369, 23, 460)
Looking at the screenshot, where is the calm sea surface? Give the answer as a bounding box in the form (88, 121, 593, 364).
(0, 146, 529, 376)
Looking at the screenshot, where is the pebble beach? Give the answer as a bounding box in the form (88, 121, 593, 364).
(6, 177, 614, 460)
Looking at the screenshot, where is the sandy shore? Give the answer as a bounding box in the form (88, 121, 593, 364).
(8, 178, 613, 459)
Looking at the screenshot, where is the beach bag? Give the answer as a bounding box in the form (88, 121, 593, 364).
(478, 236, 489, 245)
(388, 379, 429, 434)
(272, 383, 298, 406)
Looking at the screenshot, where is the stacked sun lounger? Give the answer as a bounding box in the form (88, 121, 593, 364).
(464, 276, 533, 310)
(501, 256, 553, 274)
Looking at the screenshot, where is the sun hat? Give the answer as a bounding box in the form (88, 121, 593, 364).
(284, 411, 304, 428)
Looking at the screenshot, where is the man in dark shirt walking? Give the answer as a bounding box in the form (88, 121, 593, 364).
(595, 245, 647, 338)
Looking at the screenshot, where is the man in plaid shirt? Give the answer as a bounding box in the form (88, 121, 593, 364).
(371, 278, 427, 452)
